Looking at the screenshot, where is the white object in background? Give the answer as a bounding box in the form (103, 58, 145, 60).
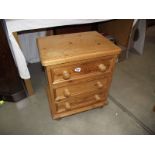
(127, 19, 146, 57)
(5, 19, 109, 79)
(18, 31, 46, 63)
(9, 34, 31, 79)
(133, 19, 146, 55)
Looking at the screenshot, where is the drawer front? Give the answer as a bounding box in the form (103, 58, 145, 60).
(50, 57, 114, 84)
(55, 91, 106, 114)
(53, 76, 109, 102)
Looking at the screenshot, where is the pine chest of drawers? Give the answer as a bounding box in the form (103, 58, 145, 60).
(37, 31, 121, 119)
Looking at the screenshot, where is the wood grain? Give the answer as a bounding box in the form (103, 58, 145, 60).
(38, 31, 120, 119)
(51, 57, 113, 85)
(37, 31, 121, 66)
(53, 102, 105, 119)
(54, 76, 108, 101)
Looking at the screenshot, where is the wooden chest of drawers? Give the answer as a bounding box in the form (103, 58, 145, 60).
(37, 31, 121, 119)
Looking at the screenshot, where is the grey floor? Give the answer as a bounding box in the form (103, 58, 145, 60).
(0, 27, 155, 135)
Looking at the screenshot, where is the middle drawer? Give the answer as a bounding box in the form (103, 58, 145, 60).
(53, 76, 109, 102)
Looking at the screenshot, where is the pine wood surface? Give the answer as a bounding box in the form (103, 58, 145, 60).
(38, 31, 120, 119)
(37, 31, 121, 66)
(54, 76, 109, 101)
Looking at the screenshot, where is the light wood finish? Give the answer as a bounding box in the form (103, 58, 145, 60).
(55, 91, 106, 114)
(24, 79, 34, 96)
(37, 31, 120, 66)
(94, 94, 101, 101)
(63, 88, 71, 98)
(38, 31, 121, 119)
(97, 81, 103, 88)
(54, 76, 108, 102)
(13, 32, 34, 96)
(98, 64, 106, 72)
(65, 102, 71, 110)
(50, 56, 113, 85)
(63, 70, 71, 80)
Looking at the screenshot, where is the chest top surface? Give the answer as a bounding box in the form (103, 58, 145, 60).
(37, 31, 121, 66)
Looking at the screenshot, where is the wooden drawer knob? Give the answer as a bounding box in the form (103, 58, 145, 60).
(65, 102, 71, 110)
(98, 64, 106, 72)
(94, 94, 101, 102)
(63, 70, 71, 80)
(63, 88, 71, 97)
(97, 81, 103, 88)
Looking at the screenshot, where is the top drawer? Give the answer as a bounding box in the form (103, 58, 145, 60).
(50, 57, 114, 85)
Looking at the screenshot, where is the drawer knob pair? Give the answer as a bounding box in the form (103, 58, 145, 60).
(98, 64, 106, 72)
(64, 88, 71, 97)
(63, 70, 71, 80)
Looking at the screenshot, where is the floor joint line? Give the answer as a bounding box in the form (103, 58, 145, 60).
(109, 95, 155, 135)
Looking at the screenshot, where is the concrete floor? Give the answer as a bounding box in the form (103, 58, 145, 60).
(0, 27, 155, 134)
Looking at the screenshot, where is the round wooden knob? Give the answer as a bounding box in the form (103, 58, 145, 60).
(63, 70, 71, 80)
(63, 88, 71, 97)
(94, 94, 101, 102)
(96, 81, 103, 88)
(98, 64, 106, 72)
(65, 102, 71, 110)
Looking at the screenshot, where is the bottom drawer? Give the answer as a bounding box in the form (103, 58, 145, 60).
(55, 91, 106, 113)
